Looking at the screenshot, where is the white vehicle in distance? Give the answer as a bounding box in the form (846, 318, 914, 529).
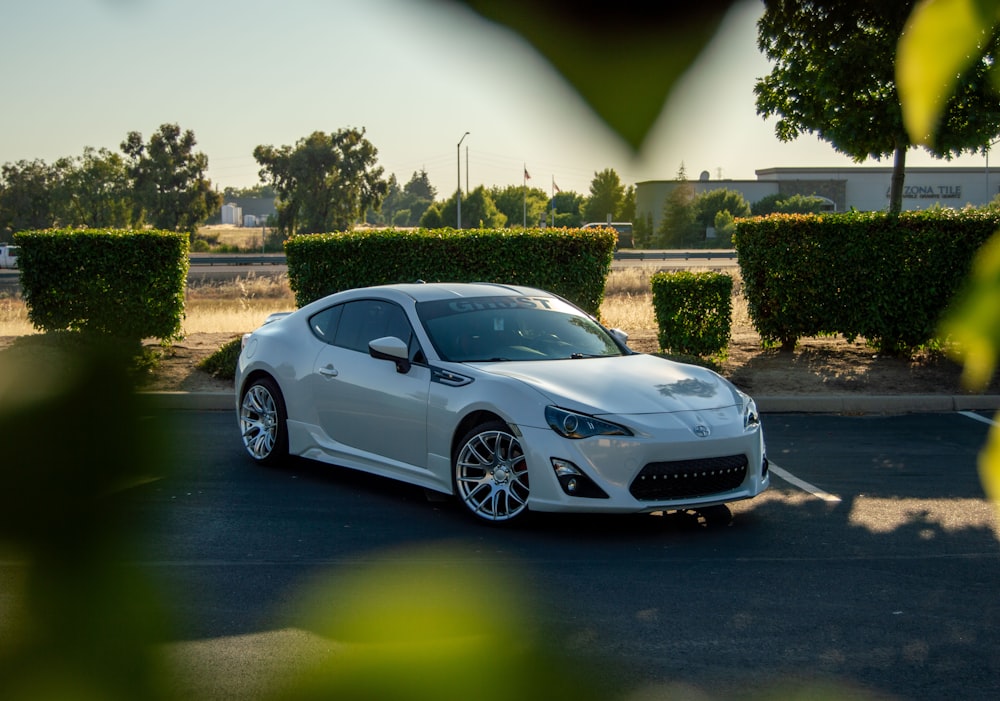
(236, 282, 768, 524)
(0, 244, 18, 269)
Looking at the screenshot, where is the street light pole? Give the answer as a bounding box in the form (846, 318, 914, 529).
(457, 131, 469, 228)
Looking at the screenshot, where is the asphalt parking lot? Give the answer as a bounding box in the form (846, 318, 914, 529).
(107, 406, 1000, 700)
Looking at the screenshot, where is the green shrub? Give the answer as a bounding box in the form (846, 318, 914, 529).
(13, 228, 189, 342)
(283, 227, 615, 317)
(734, 210, 1000, 355)
(650, 271, 732, 359)
(199, 336, 242, 381)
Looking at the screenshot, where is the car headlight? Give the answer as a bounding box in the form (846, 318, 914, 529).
(545, 406, 633, 439)
(741, 393, 760, 432)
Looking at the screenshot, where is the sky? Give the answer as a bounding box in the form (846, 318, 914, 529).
(1, 0, 992, 200)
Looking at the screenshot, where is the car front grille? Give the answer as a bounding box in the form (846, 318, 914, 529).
(629, 455, 749, 501)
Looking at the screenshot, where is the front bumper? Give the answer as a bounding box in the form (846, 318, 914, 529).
(516, 419, 768, 514)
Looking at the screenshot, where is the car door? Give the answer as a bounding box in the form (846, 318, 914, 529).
(308, 298, 431, 474)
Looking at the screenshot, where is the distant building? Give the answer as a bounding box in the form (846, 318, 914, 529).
(221, 202, 243, 226)
(230, 196, 276, 224)
(635, 166, 998, 235)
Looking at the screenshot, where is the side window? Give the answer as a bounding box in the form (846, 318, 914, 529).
(333, 300, 415, 354)
(308, 304, 344, 344)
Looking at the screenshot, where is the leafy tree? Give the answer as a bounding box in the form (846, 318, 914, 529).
(582, 168, 625, 223)
(367, 173, 401, 225)
(693, 188, 750, 231)
(490, 185, 547, 227)
(632, 211, 655, 249)
(419, 202, 445, 228)
(655, 164, 697, 247)
(751, 193, 830, 216)
(63, 147, 133, 228)
(0, 159, 65, 236)
(436, 186, 506, 228)
(377, 169, 436, 226)
(549, 190, 585, 228)
(619, 185, 636, 223)
(657, 185, 697, 247)
(222, 184, 276, 200)
(254, 128, 388, 235)
(755, 0, 1000, 214)
(120, 123, 221, 233)
(712, 210, 737, 247)
(404, 168, 436, 201)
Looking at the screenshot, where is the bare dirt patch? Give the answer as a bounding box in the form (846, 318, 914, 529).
(127, 325, 1000, 397)
(140, 332, 240, 393)
(4, 287, 997, 397)
(622, 327, 997, 397)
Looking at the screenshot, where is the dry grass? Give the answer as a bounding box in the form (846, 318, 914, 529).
(601, 266, 750, 332)
(0, 272, 295, 337)
(181, 273, 294, 333)
(0, 295, 32, 336)
(0, 267, 748, 339)
(199, 224, 273, 251)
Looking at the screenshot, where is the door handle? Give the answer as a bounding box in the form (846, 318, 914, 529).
(319, 364, 338, 378)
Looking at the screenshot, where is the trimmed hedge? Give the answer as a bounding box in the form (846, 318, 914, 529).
(733, 210, 1000, 355)
(13, 228, 189, 341)
(283, 227, 616, 317)
(651, 271, 733, 359)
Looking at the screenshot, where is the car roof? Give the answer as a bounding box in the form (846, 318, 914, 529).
(361, 282, 550, 304)
(293, 282, 560, 318)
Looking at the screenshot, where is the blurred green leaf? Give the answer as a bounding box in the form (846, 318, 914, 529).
(277, 544, 609, 701)
(438, 0, 739, 150)
(897, 0, 1000, 144)
(939, 231, 1000, 389)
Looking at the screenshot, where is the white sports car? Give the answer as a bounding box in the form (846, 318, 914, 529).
(236, 282, 768, 523)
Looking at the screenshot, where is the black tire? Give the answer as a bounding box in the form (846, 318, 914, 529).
(453, 420, 530, 523)
(238, 376, 288, 465)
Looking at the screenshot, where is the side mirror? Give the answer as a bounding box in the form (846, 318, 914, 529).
(369, 336, 411, 374)
(609, 327, 629, 345)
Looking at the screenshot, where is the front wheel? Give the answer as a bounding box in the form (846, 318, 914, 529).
(239, 376, 288, 465)
(454, 420, 530, 523)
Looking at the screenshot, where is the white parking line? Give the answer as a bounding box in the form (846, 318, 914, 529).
(959, 410, 999, 427)
(769, 462, 842, 503)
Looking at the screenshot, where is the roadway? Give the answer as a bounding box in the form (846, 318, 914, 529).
(83, 407, 1000, 701)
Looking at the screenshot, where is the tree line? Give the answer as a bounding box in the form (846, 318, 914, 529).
(370, 167, 636, 231)
(638, 163, 834, 249)
(0, 123, 640, 242)
(0, 124, 221, 239)
(7, 2, 1000, 242)
(250, 130, 639, 234)
(0, 121, 831, 250)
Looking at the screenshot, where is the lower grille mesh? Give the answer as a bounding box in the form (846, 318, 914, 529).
(630, 454, 748, 501)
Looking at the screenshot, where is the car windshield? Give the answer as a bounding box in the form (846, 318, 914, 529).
(416, 294, 625, 362)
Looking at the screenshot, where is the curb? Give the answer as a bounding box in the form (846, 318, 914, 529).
(755, 394, 1000, 414)
(141, 391, 1000, 415)
(143, 391, 233, 411)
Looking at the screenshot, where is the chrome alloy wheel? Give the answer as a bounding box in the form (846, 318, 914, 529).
(455, 422, 530, 522)
(240, 379, 285, 463)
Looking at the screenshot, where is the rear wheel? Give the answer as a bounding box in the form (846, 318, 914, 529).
(239, 376, 288, 465)
(454, 420, 529, 523)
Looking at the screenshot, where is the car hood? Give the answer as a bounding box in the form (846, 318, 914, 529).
(476, 354, 742, 415)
